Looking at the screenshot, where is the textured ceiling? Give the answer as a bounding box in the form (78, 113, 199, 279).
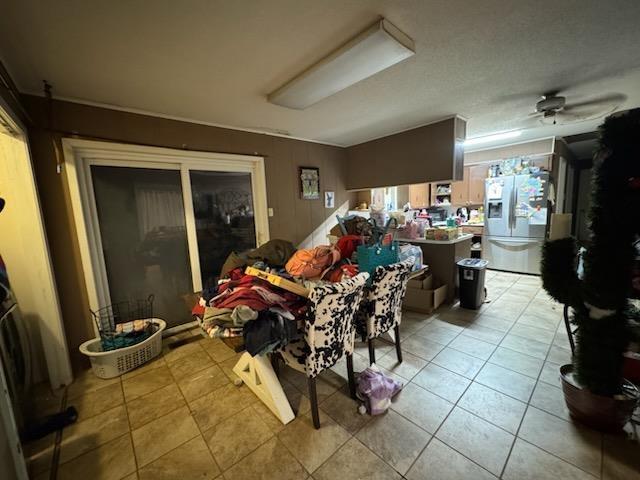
(1, 0, 640, 147)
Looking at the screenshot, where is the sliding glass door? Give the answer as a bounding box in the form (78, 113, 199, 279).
(68, 142, 269, 333)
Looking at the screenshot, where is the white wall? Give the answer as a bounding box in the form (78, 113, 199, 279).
(0, 130, 72, 388)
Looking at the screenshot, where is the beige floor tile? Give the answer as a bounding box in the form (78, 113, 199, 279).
(163, 341, 204, 364)
(204, 406, 273, 470)
(121, 355, 166, 381)
(251, 401, 288, 434)
(126, 383, 186, 429)
(177, 364, 229, 402)
(475, 363, 536, 402)
(500, 334, 549, 360)
(138, 436, 220, 480)
(314, 437, 402, 480)
(517, 312, 561, 332)
(72, 382, 124, 421)
(431, 347, 485, 379)
(356, 409, 431, 475)
(436, 407, 514, 476)
(488, 347, 543, 379)
(530, 381, 571, 420)
(131, 405, 200, 467)
(201, 339, 239, 363)
(546, 344, 573, 365)
(406, 438, 497, 480)
(503, 438, 598, 480)
(217, 352, 243, 382)
(471, 314, 515, 333)
(458, 382, 526, 434)
(483, 300, 527, 321)
(414, 322, 460, 345)
(412, 363, 471, 402)
(167, 348, 214, 379)
(189, 383, 257, 431)
(539, 361, 562, 386)
(278, 408, 351, 473)
(122, 366, 174, 402)
(448, 335, 496, 360)
(67, 369, 120, 400)
(603, 430, 640, 480)
(518, 406, 602, 476)
(354, 338, 394, 358)
(428, 317, 468, 333)
(223, 437, 306, 480)
(461, 324, 506, 345)
(376, 350, 428, 380)
(515, 275, 542, 286)
(401, 335, 444, 361)
(281, 379, 312, 416)
(390, 382, 453, 434)
(57, 433, 136, 480)
(320, 386, 372, 434)
(510, 324, 555, 343)
(60, 404, 130, 463)
(283, 367, 347, 403)
(121, 474, 137, 480)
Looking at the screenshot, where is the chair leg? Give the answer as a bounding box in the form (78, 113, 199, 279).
(368, 337, 376, 365)
(346, 353, 357, 399)
(308, 377, 320, 429)
(394, 325, 403, 363)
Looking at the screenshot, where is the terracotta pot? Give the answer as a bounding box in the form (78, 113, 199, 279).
(560, 364, 639, 432)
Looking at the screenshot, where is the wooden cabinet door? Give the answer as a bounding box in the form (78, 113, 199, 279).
(451, 167, 469, 205)
(468, 165, 487, 205)
(409, 183, 429, 208)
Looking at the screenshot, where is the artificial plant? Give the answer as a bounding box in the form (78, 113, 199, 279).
(540, 108, 640, 396)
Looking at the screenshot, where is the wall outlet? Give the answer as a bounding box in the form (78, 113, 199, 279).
(268, 207, 274, 217)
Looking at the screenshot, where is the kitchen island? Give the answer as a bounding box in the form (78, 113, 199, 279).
(402, 233, 473, 303)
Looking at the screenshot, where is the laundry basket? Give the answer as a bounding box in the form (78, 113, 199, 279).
(79, 318, 166, 379)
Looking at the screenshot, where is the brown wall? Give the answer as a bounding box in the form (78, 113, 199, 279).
(345, 117, 464, 190)
(21, 95, 354, 370)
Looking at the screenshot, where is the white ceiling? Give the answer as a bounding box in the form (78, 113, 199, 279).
(1, 0, 640, 147)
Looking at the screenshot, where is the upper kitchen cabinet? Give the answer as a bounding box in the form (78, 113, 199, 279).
(467, 164, 487, 204)
(408, 183, 430, 208)
(450, 165, 487, 206)
(346, 116, 466, 190)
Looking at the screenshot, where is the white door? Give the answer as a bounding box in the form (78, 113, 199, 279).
(65, 140, 270, 332)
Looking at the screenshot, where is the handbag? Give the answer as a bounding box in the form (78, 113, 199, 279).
(285, 245, 340, 279)
(356, 218, 399, 278)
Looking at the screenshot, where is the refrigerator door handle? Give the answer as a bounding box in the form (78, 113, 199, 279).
(509, 184, 516, 230)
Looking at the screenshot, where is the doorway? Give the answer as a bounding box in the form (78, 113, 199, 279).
(64, 139, 269, 333)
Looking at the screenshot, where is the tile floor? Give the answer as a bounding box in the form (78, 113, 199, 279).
(24, 271, 640, 480)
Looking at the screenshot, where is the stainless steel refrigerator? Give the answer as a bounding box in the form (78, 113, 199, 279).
(484, 172, 550, 274)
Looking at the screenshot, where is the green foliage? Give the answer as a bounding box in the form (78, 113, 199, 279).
(541, 108, 640, 397)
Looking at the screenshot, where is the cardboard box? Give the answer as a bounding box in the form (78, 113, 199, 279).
(402, 279, 447, 313)
(407, 271, 433, 290)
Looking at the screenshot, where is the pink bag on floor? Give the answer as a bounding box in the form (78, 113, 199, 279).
(356, 364, 403, 415)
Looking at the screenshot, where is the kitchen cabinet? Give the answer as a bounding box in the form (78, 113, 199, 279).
(467, 165, 487, 205)
(450, 165, 486, 206)
(408, 183, 430, 208)
(451, 171, 469, 205)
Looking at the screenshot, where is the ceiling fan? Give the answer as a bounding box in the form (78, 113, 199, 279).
(527, 91, 626, 125)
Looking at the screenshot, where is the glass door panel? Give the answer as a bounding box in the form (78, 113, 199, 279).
(91, 166, 193, 328)
(189, 170, 256, 288)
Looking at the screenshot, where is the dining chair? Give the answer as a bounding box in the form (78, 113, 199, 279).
(278, 272, 369, 429)
(358, 258, 414, 365)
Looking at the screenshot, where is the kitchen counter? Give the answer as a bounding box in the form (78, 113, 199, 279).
(402, 233, 474, 245)
(402, 234, 473, 304)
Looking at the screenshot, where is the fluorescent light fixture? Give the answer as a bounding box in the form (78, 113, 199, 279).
(464, 130, 522, 147)
(268, 18, 414, 109)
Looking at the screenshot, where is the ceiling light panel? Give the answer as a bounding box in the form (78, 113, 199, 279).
(268, 18, 415, 109)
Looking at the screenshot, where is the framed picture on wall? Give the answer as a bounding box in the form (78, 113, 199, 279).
(299, 166, 320, 200)
(324, 191, 335, 208)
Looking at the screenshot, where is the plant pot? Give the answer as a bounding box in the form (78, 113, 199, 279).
(560, 364, 639, 432)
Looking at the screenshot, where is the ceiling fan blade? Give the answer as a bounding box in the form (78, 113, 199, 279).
(564, 93, 627, 111)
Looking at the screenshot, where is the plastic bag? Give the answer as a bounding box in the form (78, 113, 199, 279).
(356, 364, 403, 415)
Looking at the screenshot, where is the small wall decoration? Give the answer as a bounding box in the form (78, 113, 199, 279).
(324, 191, 335, 209)
(299, 167, 320, 200)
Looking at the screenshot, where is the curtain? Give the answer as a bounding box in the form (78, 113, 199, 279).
(135, 186, 185, 239)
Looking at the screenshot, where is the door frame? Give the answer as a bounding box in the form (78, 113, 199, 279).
(63, 138, 270, 332)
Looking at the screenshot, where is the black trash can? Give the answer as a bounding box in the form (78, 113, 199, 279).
(457, 258, 489, 309)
